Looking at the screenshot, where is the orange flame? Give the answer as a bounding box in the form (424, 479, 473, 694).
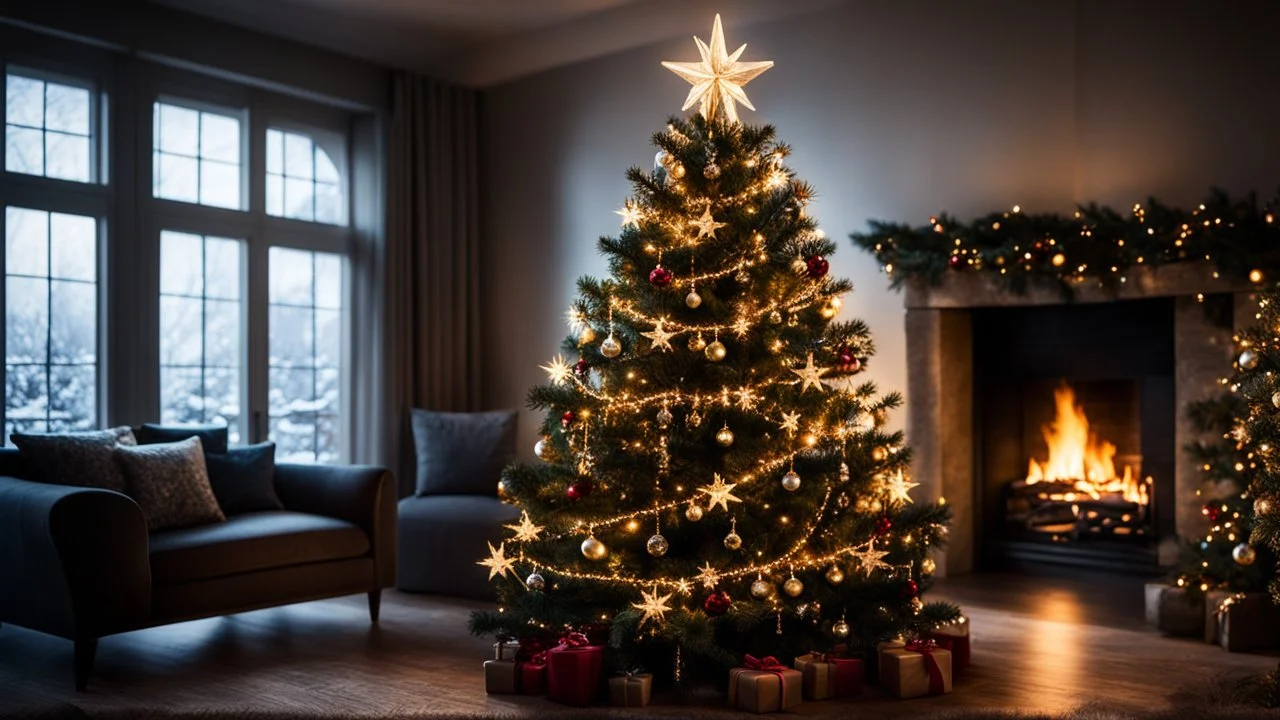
(1025, 385, 1148, 505)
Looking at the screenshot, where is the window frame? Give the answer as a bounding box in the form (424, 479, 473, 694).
(5, 64, 104, 185)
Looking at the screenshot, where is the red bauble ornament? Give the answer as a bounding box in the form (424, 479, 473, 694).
(1203, 504, 1223, 522)
(903, 579, 919, 598)
(567, 479, 594, 501)
(703, 590, 732, 616)
(806, 255, 829, 279)
(875, 515, 893, 537)
(649, 265, 673, 287)
(561, 410, 576, 428)
(574, 358, 590, 377)
(949, 255, 963, 269)
(836, 347, 862, 373)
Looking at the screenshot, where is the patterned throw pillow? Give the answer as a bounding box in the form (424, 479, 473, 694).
(117, 437, 226, 531)
(10, 426, 138, 493)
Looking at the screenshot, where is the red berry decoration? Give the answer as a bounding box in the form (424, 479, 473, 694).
(703, 590, 732, 616)
(875, 515, 893, 537)
(1203, 503, 1223, 522)
(567, 479, 594, 501)
(903, 579, 919, 598)
(561, 410, 576, 428)
(949, 254, 963, 269)
(574, 358, 590, 377)
(805, 255, 829, 279)
(649, 265, 673, 287)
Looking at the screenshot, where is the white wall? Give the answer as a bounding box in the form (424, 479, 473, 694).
(480, 0, 1280, 457)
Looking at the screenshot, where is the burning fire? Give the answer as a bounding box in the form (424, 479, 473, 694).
(1025, 384, 1149, 505)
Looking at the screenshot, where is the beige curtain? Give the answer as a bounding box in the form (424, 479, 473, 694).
(353, 72, 481, 495)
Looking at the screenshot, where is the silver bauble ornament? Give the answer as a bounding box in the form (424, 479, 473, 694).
(1256, 497, 1274, 516)
(525, 572, 545, 591)
(703, 161, 721, 179)
(686, 290, 702, 309)
(1233, 542, 1257, 566)
(705, 340, 727, 362)
(654, 150, 670, 169)
(831, 620, 850, 639)
(782, 470, 801, 492)
(724, 532, 743, 550)
(600, 335, 622, 358)
(716, 426, 735, 447)
(647, 533, 669, 557)
(688, 334, 707, 352)
(656, 407, 673, 428)
(1240, 349, 1259, 370)
(534, 438, 547, 459)
(825, 565, 845, 585)
(685, 503, 704, 522)
(751, 578, 773, 599)
(783, 577, 804, 597)
(581, 536, 608, 560)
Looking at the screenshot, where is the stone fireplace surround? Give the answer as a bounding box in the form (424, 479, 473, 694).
(905, 264, 1258, 576)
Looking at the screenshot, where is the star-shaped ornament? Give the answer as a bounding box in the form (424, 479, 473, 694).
(851, 541, 891, 575)
(540, 354, 574, 386)
(641, 319, 676, 353)
(699, 473, 743, 513)
(791, 352, 830, 393)
(689, 206, 727, 241)
(661, 14, 774, 123)
(731, 316, 752, 339)
(478, 541, 518, 581)
(734, 386, 758, 410)
(616, 202, 643, 228)
(632, 585, 675, 628)
(505, 510, 544, 543)
(883, 470, 919, 506)
(696, 561, 721, 589)
(779, 411, 801, 434)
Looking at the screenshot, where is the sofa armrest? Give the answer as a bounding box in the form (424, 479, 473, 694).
(274, 464, 397, 588)
(0, 476, 151, 640)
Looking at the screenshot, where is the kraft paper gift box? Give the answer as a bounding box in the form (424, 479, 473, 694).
(1204, 590, 1280, 652)
(492, 639, 521, 661)
(728, 655, 803, 713)
(794, 652, 863, 700)
(878, 640, 952, 699)
(1149, 583, 1204, 637)
(608, 672, 652, 707)
(484, 659, 519, 694)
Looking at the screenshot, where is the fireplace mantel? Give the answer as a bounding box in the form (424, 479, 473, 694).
(904, 263, 1258, 576)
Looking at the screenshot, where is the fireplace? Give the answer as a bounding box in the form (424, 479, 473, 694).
(901, 265, 1255, 577)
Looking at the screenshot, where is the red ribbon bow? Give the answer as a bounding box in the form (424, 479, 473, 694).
(558, 631, 590, 649)
(904, 639, 945, 696)
(742, 655, 790, 707)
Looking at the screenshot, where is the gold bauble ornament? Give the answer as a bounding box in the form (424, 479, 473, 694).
(600, 335, 622, 358)
(922, 556, 937, 575)
(871, 446, 889, 462)
(1239, 349, 1259, 370)
(1256, 498, 1274, 516)
(769, 309, 783, 324)
(910, 596, 924, 613)
(497, 479, 512, 502)
(783, 576, 804, 597)
(581, 536, 608, 560)
(578, 327, 596, 345)
(825, 565, 845, 585)
(686, 503, 704, 522)
(705, 340, 727, 361)
(781, 470, 801, 492)
(716, 425, 735, 447)
(703, 161, 721, 179)
(1273, 391, 1280, 408)
(686, 290, 702, 309)
(723, 531, 743, 550)
(688, 333, 707, 352)
(751, 578, 773, 599)
(1233, 542, 1257, 566)
(831, 619, 850, 639)
(647, 534, 669, 557)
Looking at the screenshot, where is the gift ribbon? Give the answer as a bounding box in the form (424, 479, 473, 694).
(558, 631, 590, 649)
(904, 639, 945, 696)
(743, 654, 790, 707)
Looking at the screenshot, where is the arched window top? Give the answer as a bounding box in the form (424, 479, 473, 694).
(266, 128, 346, 226)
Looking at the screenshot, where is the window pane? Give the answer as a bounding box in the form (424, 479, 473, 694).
(152, 102, 244, 210)
(45, 132, 91, 182)
(6, 364, 48, 434)
(204, 299, 239, 367)
(265, 128, 345, 226)
(284, 177, 313, 220)
(50, 212, 96, 282)
(314, 182, 342, 225)
(158, 103, 198, 155)
(315, 254, 341, 309)
(160, 295, 203, 366)
(50, 280, 96, 364)
(204, 237, 240, 300)
(6, 277, 49, 364)
(315, 146, 340, 184)
(199, 112, 239, 163)
(159, 366, 201, 424)
(205, 367, 240, 443)
(160, 231, 203, 295)
(49, 365, 95, 432)
(156, 153, 199, 203)
(269, 247, 313, 304)
(6, 207, 49, 276)
(266, 174, 284, 217)
(200, 160, 240, 209)
(266, 129, 283, 174)
(283, 132, 312, 178)
(6, 126, 44, 175)
(44, 83, 89, 135)
(6, 75, 43, 126)
(269, 304, 313, 367)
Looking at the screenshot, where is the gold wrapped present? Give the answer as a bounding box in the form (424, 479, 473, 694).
(608, 671, 652, 706)
(878, 639, 952, 699)
(1205, 591, 1280, 652)
(794, 652, 863, 700)
(728, 655, 802, 713)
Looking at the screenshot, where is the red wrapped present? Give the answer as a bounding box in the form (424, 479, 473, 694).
(794, 651, 863, 700)
(546, 632, 604, 706)
(924, 616, 970, 674)
(512, 638, 549, 695)
(878, 639, 952, 699)
(728, 654, 803, 713)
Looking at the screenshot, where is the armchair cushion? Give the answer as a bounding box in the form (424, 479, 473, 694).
(10, 426, 137, 493)
(410, 408, 517, 496)
(205, 442, 282, 515)
(135, 423, 229, 454)
(117, 437, 225, 531)
(149, 510, 368, 584)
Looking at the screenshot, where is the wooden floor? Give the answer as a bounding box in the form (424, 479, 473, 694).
(1, 570, 1278, 718)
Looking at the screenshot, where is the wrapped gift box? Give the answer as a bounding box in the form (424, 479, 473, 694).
(520, 657, 547, 695)
(728, 655, 803, 713)
(879, 640, 952, 699)
(608, 672, 652, 707)
(1147, 583, 1204, 637)
(794, 653, 863, 700)
(484, 659, 519, 694)
(545, 634, 604, 706)
(493, 639, 521, 661)
(924, 617, 970, 674)
(1204, 590, 1280, 652)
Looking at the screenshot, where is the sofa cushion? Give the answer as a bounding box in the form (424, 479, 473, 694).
(205, 442, 282, 516)
(149, 510, 370, 585)
(117, 437, 225, 531)
(10, 426, 137, 493)
(411, 408, 517, 496)
(397, 494, 521, 599)
(136, 423, 229, 455)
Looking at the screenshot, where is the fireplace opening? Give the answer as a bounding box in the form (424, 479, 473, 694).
(973, 298, 1176, 573)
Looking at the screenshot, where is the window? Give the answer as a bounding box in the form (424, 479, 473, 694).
(5, 71, 94, 182)
(159, 231, 242, 441)
(266, 129, 344, 224)
(5, 207, 97, 436)
(268, 247, 342, 462)
(152, 101, 242, 209)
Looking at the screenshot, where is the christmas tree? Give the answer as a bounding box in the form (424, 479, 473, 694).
(470, 15, 959, 683)
(1235, 289, 1280, 596)
(1172, 392, 1273, 595)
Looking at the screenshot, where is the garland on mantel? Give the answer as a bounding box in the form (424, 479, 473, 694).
(849, 187, 1280, 298)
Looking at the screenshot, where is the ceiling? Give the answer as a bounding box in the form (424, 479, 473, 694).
(148, 0, 845, 87)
